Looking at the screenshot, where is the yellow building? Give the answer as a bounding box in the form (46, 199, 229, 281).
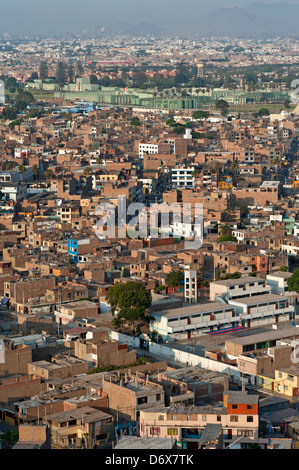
(257, 368, 299, 397)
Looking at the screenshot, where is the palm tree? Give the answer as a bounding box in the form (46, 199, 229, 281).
(18, 164, 25, 182)
(31, 164, 39, 187)
(6, 162, 14, 171)
(46, 168, 55, 181)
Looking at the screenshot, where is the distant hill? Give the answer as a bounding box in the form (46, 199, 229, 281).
(97, 4, 299, 39)
(245, 2, 299, 25)
(173, 6, 292, 38)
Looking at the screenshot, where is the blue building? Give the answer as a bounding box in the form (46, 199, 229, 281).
(68, 238, 79, 263)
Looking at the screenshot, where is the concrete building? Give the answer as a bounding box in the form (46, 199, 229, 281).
(171, 166, 195, 188)
(54, 300, 99, 328)
(228, 293, 295, 327)
(27, 356, 88, 380)
(45, 406, 114, 449)
(237, 345, 293, 386)
(139, 391, 259, 449)
(209, 277, 271, 302)
(266, 272, 295, 296)
(102, 372, 165, 422)
(13, 424, 51, 449)
(150, 366, 229, 405)
(149, 302, 237, 342)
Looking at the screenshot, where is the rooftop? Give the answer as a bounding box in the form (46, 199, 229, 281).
(152, 301, 233, 319)
(210, 276, 265, 287)
(46, 406, 112, 424)
(230, 293, 289, 305)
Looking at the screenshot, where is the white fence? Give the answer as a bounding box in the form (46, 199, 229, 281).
(110, 330, 240, 383)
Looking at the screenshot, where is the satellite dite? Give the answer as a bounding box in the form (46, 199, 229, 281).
(0, 80, 4, 104)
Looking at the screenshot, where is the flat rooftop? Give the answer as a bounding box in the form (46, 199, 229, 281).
(152, 301, 233, 319)
(157, 366, 227, 383)
(231, 293, 288, 305)
(267, 272, 292, 279)
(210, 277, 265, 287)
(46, 406, 111, 424)
(225, 326, 299, 346)
(115, 436, 175, 449)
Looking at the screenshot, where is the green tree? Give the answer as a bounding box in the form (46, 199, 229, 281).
(77, 60, 84, 77)
(18, 164, 25, 182)
(219, 224, 231, 237)
(56, 61, 67, 85)
(39, 61, 48, 81)
(31, 164, 39, 186)
(215, 99, 229, 116)
(279, 266, 288, 272)
(192, 110, 209, 120)
(1, 107, 18, 120)
(107, 281, 152, 331)
(46, 168, 55, 180)
(130, 116, 141, 127)
(287, 270, 299, 293)
(166, 271, 184, 291)
(257, 108, 270, 117)
(218, 234, 237, 242)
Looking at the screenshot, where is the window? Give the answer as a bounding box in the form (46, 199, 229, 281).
(232, 404, 238, 409)
(156, 394, 161, 401)
(167, 428, 178, 436)
(150, 427, 160, 435)
(217, 416, 221, 422)
(202, 415, 207, 421)
(95, 433, 108, 441)
(137, 397, 148, 405)
(247, 416, 254, 422)
(230, 415, 238, 422)
(247, 405, 253, 410)
(158, 415, 164, 421)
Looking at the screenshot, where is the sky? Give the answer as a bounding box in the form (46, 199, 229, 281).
(1, 0, 299, 36)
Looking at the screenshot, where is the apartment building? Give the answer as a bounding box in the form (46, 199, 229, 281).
(54, 300, 99, 327)
(27, 356, 88, 380)
(102, 372, 165, 422)
(139, 391, 259, 449)
(138, 143, 159, 159)
(45, 406, 114, 449)
(149, 302, 237, 342)
(237, 345, 293, 386)
(171, 166, 195, 188)
(266, 272, 294, 296)
(209, 277, 271, 302)
(228, 293, 295, 327)
(74, 338, 137, 369)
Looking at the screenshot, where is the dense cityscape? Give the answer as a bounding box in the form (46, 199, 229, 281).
(1, 1, 299, 454)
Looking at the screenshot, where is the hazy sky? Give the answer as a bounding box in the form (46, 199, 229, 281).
(1, 0, 299, 35)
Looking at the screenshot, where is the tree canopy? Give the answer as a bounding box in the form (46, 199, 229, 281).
(166, 271, 184, 289)
(106, 281, 152, 331)
(287, 270, 299, 293)
(218, 234, 237, 243)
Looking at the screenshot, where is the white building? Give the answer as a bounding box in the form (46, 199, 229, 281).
(149, 302, 237, 342)
(138, 143, 158, 159)
(209, 277, 271, 302)
(228, 293, 295, 327)
(171, 166, 195, 188)
(266, 272, 293, 296)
